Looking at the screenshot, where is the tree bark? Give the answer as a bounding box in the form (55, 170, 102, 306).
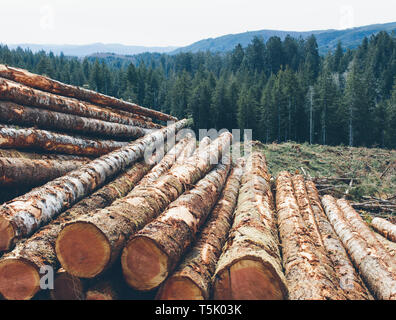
(0, 77, 161, 129)
(174, 137, 197, 164)
(304, 180, 372, 300)
(122, 155, 231, 291)
(374, 232, 396, 257)
(0, 148, 92, 161)
(0, 158, 154, 300)
(0, 125, 128, 156)
(0, 101, 151, 140)
(55, 132, 232, 280)
(0, 157, 85, 187)
(213, 153, 288, 300)
(321, 195, 396, 300)
(156, 159, 245, 300)
(0, 64, 177, 122)
(371, 217, 396, 243)
(276, 172, 346, 300)
(0, 119, 188, 252)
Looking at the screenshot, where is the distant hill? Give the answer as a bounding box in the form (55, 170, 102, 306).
(4, 43, 178, 57)
(172, 22, 396, 54)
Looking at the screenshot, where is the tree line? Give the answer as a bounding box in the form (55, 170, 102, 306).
(1, 31, 395, 148)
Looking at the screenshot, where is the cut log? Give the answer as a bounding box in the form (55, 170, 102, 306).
(0, 119, 188, 252)
(0, 65, 177, 122)
(0, 126, 128, 156)
(321, 195, 396, 300)
(304, 181, 372, 300)
(0, 77, 161, 129)
(371, 217, 396, 243)
(55, 132, 232, 279)
(213, 153, 288, 300)
(0, 101, 151, 140)
(174, 137, 197, 164)
(50, 268, 86, 300)
(0, 158, 154, 300)
(0, 157, 85, 187)
(122, 155, 231, 291)
(275, 172, 346, 300)
(374, 232, 396, 257)
(156, 159, 244, 300)
(0, 148, 92, 161)
(85, 279, 118, 300)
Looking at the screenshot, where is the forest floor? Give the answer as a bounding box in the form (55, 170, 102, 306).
(248, 141, 396, 222)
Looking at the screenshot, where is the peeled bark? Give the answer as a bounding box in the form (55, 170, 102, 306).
(213, 153, 288, 300)
(0, 148, 92, 161)
(122, 156, 231, 291)
(0, 157, 85, 187)
(371, 217, 396, 243)
(0, 101, 151, 140)
(156, 159, 244, 300)
(0, 77, 161, 129)
(55, 132, 232, 279)
(374, 232, 396, 257)
(321, 195, 396, 300)
(0, 119, 188, 252)
(50, 268, 86, 300)
(0, 126, 128, 156)
(276, 172, 346, 300)
(0, 159, 153, 300)
(0, 65, 176, 122)
(304, 181, 372, 300)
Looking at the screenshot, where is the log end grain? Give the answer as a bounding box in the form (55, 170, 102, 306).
(213, 258, 287, 300)
(0, 258, 40, 300)
(50, 269, 85, 300)
(121, 236, 168, 291)
(55, 222, 111, 278)
(156, 276, 205, 300)
(0, 216, 15, 252)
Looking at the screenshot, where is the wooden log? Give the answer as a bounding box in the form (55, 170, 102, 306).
(275, 172, 346, 300)
(174, 137, 197, 164)
(321, 195, 396, 300)
(0, 158, 154, 300)
(0, 119, 188, 252)
(0, 148, 92, 161)
(0, 77, 161, 129)
(122, 155, 231, 291)
(0, 101, 151, 140)
(0, 126, 128, 156)
(374, 232, 396, 257)
(304, 181, 372, 300)
(50, 268, 86, 300)
(55, 132, 232, 279)
(0, 157, 85, 187)
(156, 159, 244, 300)
(371, 217, 396, 243)
(0, 65, 177, 122)
(85, 279, 118, 300)
(213, 153, 288, 300)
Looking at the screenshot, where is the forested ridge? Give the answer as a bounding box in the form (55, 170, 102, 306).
(1, 31, 396, 148)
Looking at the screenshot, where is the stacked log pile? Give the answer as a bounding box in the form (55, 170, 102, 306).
(1, 65, 395, 301)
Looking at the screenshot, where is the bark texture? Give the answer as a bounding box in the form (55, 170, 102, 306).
(122, 155, 231, 291)
(374, 232, 396, 257)
(55, 132, 232, 279)
(50, 268, 86, 300)
(0, 157, 84, 187)
(0, 126, 128, 156)
(0, 119, 188, 252)
(174, 137, 197, 164)
(304, 180, 372, 300)
(0, 101, 151, 140)
(0, 159, 153, 300)
(0, 148, 92, 161)
(321, 195, 396, 300)
(156, 159, 244, 300)
(276, 172, 346, 300)
(0, 77, 161, 129)
(85, 279, 118, 300)
(213, 153, 288, 300)
(0, 65, 176, 122)
(371, 217, 396, 243)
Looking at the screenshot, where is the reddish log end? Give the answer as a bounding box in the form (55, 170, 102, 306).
(156, 276, 204, 300)
(0, 216, 15, 252)
(0, 258, 40, 300)
(55, 222, 111, 278)
(213, 258, 286, 300)
(121, 236, 169, 291)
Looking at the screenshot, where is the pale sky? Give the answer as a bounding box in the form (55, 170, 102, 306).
(1, 0, 395, 47)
